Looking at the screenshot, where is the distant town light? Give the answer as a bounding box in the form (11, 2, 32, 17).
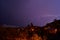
(55, 29, 57, 33)
(18, 29, 20, 31)
(44, 27, 48, 30)
(31, 28, 34, 31)
(44, 26, 50, 30)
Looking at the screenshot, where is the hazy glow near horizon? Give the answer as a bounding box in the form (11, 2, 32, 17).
(0, 0, 60, 27)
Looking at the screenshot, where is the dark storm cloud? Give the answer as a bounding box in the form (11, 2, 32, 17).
(0, 0, 60, 26)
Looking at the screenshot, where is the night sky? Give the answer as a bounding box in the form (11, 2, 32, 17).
(0, 0, 60, 27)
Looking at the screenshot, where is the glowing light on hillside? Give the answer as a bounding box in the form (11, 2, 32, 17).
(31, 28, 34, 31)
(55, 29, 57, 33)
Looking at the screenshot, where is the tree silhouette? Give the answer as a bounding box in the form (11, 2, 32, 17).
(30, 23, 33, 26)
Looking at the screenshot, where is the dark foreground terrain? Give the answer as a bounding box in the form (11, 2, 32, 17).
(0, 19, 60, 40)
